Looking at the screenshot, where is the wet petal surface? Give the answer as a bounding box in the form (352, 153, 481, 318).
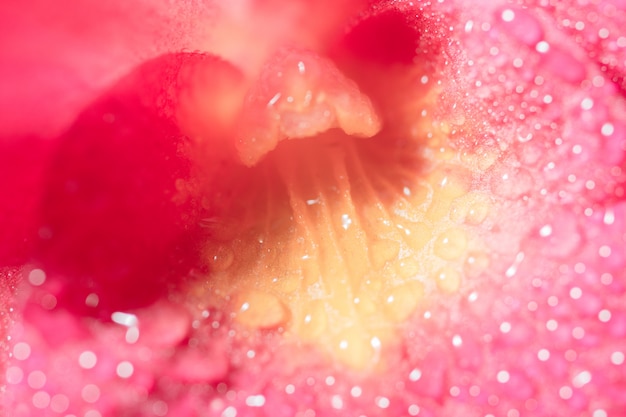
(1, 1, 626, 417)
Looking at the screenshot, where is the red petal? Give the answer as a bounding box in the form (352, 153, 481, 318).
(0, 0, 216, 138)
(35, 53, 243, 315)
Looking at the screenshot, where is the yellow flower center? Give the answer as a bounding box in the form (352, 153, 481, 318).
(177, 49, 493, 370)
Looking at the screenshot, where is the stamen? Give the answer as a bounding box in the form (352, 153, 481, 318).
(236, 49, 381, 166)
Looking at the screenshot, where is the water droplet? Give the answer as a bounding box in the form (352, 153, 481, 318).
(306, 198, 320, 205)
(85, 293, 99, 307)
(598, 245, 612, 258)
(222, 406, 237, 417)
(116, 361, 134, 378)
(13, 342, 31, 360)
(111, 312, 138, 327)
(232, 290, 289, 329)
(245, 395, 266, 407)
(572, 326, 585, 340)
(497, 370, 510, 383)
(375, 397, 390, 409)
(79, 351, 97, 369)
(383, 281, 424, 321)
(581, 97, 594, 110)
(409, 368, 422, 382)
(125, 327, 140, 344)
(559, 385, 573, 400)
(81, 384, 101, 403)
(601, 122, 615, 136)
(5, 366, 23, 384)
(500, 322, 512, 333)
(572, 370, 591, 388)
(436, 266, 461, 293)
(611, 351, 624, 365)
(32, 391, 51, 409)
(331, 395, 344, 410)
(50, 394, 70, 413)
(434, 228, 468, 260)
(598, 28, 610, 39)
(535, 41, 550, 53)
(539, 224, 552, 237)
(206, 245, 234, 272)
(599, 309, 612, 323)
(569, 287, 582, 299)
(153, 400, 169, 417)
(538, 349, 550, 361)
(41, 293, 57, 310)
(501, 9, 515, 22)
(341, 213, 352, 230)
(28, 268, 46, 286)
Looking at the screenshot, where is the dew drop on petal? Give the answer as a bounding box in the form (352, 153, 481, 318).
(5, 366, 23, 384)
(79, 351, 97, 369)
(572, 370, 591, 388)
(13, 342, 31, 360)
(116, 361, 134, 379)
(50, 394, 70, 413)
(611, 351, 625, 365)
(28, 268, 46, 286)
(81, 384, 101, 403)
(27, 370, 46, 389)
(32, 391, 51, 409)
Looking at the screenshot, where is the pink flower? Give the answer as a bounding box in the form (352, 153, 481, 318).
(1, 1, 625, 416)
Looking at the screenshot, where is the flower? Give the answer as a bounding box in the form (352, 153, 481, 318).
(1, 0, 625, 416)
